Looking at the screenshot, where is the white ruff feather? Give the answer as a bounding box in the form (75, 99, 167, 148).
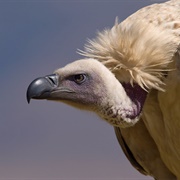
(79, 19, 179, 91)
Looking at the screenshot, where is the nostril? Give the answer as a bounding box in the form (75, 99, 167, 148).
(49, 77, 55, 84)
(46, 74, 59, 86)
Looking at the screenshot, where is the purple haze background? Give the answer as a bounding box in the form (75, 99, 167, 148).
(1, 0, 165, 179)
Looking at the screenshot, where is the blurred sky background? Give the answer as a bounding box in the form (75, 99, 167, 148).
(1, 0, 166, 179)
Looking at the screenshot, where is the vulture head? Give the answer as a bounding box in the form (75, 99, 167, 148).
(27, 20, 179, 128)
(27, 59, 147, 128)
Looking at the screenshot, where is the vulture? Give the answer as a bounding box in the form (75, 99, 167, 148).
(26, 0, 180, 179)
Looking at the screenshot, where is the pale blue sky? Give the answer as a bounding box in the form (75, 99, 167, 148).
(1, 0, 164, 179)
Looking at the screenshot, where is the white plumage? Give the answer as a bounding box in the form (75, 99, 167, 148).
(27, 0, 180, 179)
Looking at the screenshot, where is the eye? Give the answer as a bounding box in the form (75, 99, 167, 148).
(73, 74, 87, 84)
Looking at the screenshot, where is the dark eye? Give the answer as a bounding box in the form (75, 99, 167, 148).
(73, 74, 86, 84)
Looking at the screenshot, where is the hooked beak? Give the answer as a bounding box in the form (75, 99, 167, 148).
(26, 74, 75, 103)
(26, 74, 59, 103)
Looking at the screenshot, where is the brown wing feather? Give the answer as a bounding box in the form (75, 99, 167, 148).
(114, 127, 148, 175)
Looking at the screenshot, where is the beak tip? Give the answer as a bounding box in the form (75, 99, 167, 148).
(26, 88, 31, 104)
(26, 79, 38, 104)
(27, 97, 31, 104)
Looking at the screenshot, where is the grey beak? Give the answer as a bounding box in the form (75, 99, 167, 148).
(26, 74, 59, 103)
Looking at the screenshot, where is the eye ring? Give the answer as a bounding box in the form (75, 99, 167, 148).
(73, 74, 87, 84)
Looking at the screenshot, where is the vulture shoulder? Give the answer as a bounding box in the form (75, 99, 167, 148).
(114, 119, 176, 179)
(80, 0, 180, 177)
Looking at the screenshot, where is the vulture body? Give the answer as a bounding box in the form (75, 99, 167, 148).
(27, 0, 180, 179)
